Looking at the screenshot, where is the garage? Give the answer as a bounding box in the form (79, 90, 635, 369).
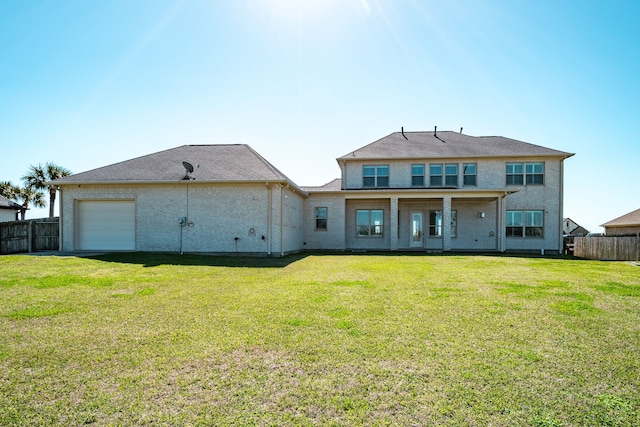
(76, 200, 135, 250)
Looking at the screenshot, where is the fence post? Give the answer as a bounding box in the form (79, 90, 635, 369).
(27, 220, 33, 253)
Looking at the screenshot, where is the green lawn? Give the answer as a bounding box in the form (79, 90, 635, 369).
(1, 253, 639, 426)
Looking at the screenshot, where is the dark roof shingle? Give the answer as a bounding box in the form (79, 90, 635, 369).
(338, 131, 573, 160)
(303, 178, 342, 192)
(53, 145, 294, 184)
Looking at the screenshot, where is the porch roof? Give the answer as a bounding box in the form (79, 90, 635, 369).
(306, 184, 517, 199)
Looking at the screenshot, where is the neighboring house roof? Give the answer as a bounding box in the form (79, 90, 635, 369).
(53, 144, 304, 190)
(0, 195, 21, 211)
(338, 131, 574, 160)
(601, 208, 640, 227)
(563, 217, 589, 236)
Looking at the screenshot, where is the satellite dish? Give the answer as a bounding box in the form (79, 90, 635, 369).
(182, 161, 195, 180)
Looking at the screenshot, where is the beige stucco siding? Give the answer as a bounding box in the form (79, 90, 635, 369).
(345, 199, 390, 250)
(303, 194, 346, 250)
(503, 158, 563, 252)
(0, 210, 18, 222)
(604, 226, 640, 236)
(342, 158, 533, 190)
(280, 186, 305, 254)
(59, 182, 305, 254)
(339, 157, 564, 253)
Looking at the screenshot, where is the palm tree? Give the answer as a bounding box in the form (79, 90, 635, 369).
(22, 163, 71, 218)
(0, 181, 18, 200)
(0, 182, 46, 220)
(16, 186, 46, 220)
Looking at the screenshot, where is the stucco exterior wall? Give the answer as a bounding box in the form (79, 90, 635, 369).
(339, 157, 564, 253)
(0, 210, 18, 222)
(450, 200, 499, 251)
(345, 199, 390, 250)
(303, 194, 346, 250)
(502, 158, 563, 253)
(343, 158, 521, 190)
(59, 182, 305, 254)
(604, 226, 640, 236)
(280, 186, 305, 254)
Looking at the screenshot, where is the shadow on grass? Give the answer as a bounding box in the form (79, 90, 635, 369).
(85, 252, 310, 268)
(83, 250, 585, 269)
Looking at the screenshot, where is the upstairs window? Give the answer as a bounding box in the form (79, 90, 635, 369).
(429, 164, 443, 187)
(507, 162, 545, 185)
(363, 165, 389, 188)
(315, 207, 327, 230)
(463, 163, 477, 186)
(356, 209, 384, 237)
(506, 163, 524, 185)
(526, 163, 544, 185)
(445, 164, 458, 187)
(411, 164, 425, 187)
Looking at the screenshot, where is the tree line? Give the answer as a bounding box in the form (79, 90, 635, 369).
(0, 163, 71, 220)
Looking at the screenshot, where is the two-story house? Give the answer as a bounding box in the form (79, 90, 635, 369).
(303, 130, 573, 254)
(52, 130, 573, 254)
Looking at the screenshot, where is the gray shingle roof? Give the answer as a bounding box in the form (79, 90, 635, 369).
(601, 208, 640, 227)
(338, 131, 574, 160)
(53, 145, 295, 184)
(303, 179, 342, 192)
(0, 195, 21, 210)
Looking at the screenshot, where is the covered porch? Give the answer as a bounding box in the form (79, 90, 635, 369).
(344, 189, 515, 252)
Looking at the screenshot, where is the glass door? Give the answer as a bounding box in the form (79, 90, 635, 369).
(411, 212, 423, 247)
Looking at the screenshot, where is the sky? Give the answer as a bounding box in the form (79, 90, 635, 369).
(1, 0, 638, 232)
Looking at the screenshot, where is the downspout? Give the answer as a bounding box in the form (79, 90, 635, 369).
(57, 186, 63, 251)
(558, 160, 565, 254)
(267, 183, 272, 256)
(280, 184, 284, 257)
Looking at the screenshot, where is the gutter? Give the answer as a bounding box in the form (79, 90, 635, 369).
(53, 179, 309, 197)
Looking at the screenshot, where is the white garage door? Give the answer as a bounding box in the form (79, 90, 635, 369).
(77, 200, 135, 250)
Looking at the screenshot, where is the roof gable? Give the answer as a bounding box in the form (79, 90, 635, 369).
(53, 145, 294, 184)
(338, 131, 574, 160)
(601, 208, 640, 227)
(0, 195, 21, 211)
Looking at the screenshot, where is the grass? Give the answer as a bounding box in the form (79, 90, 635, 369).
(1, 252, 639, 426)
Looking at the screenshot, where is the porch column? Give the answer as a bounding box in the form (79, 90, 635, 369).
(442, 196, 452, 251)
(390, 197, 398, 250)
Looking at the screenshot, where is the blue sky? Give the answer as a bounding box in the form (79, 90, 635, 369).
(1, 0, 638, 232)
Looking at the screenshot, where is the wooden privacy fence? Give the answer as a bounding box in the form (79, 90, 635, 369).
(574, 235, 640, 261)
(0, 218, 59, 254)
